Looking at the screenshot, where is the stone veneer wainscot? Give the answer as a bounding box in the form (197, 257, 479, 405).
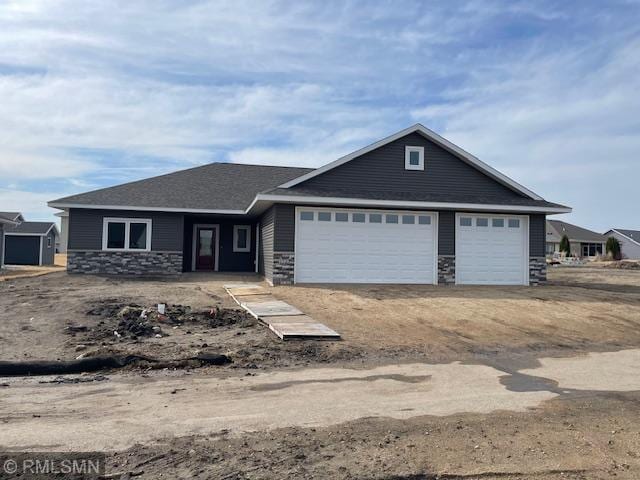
(68, 250, 182, 275)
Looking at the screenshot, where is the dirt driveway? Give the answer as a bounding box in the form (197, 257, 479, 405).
(1, 266, 640, 479)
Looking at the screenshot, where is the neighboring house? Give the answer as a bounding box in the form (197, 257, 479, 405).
(603, 229, 640, 260)
(55, 210, 69, 253)
(3, 221, 59, 266)
(0, 213, 22, 269)
(546, 220, 607, 258)
(49, 124, 571, 285)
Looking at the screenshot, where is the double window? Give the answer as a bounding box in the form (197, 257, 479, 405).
(102, 218, 152, 251)
(233, 225, 251, 252)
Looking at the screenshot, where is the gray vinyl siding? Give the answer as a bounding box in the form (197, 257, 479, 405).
(0, 224, 3, 267)
(260, 207, 275, 282)
(41, 232, 55, 265)
(274, 204, 296, 252)
(529, 214, 546, 257)
(68, 208, 184, 252)
(438, 211, 456, 256)
(296, 132, 526, 200)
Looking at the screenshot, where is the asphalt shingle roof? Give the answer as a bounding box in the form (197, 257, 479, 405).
(6, 221, 56, 235)
(0, 212, 22, 222)
(614, 229, 640, 244)
(547, 220, 607, 243)
(50, 163, 314, 211)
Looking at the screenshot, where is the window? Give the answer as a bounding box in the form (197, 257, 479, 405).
(582, 243, 603, 257)
(335, 212, 348, 222)
(352, 213, 366, 223)
(402, 215, 415, 224)
(418, 215, 431, 225)
(386, 214, 398, 224)
(460, 217, 472, 227)
(233, 225, 251, 252)
(369, 213, 382, 223)
(47, 236, 52, 248)
(405, 146, 425, 170)
(102, 218, 151, 251)
(300, 211, 314, 221)
(318, 212, 331, 222)
(508, 219, 520, 228)
(476, 218, 489, 227)
(492, 218, 505, 228)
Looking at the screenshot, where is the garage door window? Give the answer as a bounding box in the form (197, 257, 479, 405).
(386, 214, 398, 224)
(300, 211, 314, 221)
(476, 218, 488, 227)
(508, 219, 520, 228)
(492, 218, 505, 228)
(460, 217, 472, 227)
(318, 212, 331, 222)
(402, 215, 415, 224)
(369, 213, 382, 223)
(335, 212, 348, 222)
(103, 218, 152, 251)
(418, 215, 431, 225)
(352, 213, 365, 223)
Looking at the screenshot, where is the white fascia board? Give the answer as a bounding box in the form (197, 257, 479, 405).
(277, 123, 544, 201)
(4, 232, 47, 237)
(250, 194, 572, 214)
(48, 202, 245, 215)
(610, 229, 640, 246)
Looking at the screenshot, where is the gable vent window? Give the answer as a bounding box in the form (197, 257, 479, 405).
(405, 146, 424, 171)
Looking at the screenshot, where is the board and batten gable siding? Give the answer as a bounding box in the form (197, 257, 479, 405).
(295, 132, 527, 200)
(68, 208, 184, 252)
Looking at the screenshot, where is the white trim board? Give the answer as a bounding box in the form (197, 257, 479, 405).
(252, 194, 571, 214)
(277, 123, 544, 200)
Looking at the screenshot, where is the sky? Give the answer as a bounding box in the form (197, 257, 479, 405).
(1, 0, 639, 232)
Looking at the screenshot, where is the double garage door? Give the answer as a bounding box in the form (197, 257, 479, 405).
(294, 208, 528, 285)
(295, 208, 438, 284)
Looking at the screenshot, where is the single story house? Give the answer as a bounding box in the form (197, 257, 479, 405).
(0, 212, 23, 269)
(546, 220, 607, 258)
(603, 229, 640, 259)
(49, 124, 570, 285)
(3, 220, 59, 266)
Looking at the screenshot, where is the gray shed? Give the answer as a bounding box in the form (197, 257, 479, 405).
(3, 222, 59, 266)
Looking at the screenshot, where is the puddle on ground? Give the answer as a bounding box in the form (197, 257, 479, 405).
(250, 373, 432, 392)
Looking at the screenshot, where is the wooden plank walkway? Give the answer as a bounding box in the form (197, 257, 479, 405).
(224, 284, 340, 341)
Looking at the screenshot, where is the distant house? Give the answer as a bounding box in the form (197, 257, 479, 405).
(55, 210, 69, 253)
(603, 229, 640, 260)
(546, 220, 607, 258)
(0, 212, 22, 269)
(3, 220, 59, 266)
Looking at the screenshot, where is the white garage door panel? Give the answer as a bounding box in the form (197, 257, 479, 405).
(296, 209, 437, 284)
(456, 215, 528, 285)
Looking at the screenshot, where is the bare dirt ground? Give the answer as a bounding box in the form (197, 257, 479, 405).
(1, 266, 640, 479)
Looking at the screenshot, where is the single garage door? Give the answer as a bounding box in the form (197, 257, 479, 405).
(295, 208, 437, 284)
(4, 235, 41, 265)
(456, 214, 528, 285)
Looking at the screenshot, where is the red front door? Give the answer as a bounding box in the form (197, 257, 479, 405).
(196, 227, 216, 270)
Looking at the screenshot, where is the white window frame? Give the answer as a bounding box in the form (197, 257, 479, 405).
(405, 146, 425, 171)
(233, 225, 251, 253)
(102, 217, 152, 252)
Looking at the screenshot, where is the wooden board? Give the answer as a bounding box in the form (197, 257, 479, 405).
(241, 300, 304, 318)
(268, 322, 341, 340)
(226, 286, 268, 297)
(267, 314, 315, 324)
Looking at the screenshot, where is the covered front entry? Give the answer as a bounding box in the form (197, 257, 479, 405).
(295, 207, 438, 284)
(455, 213, 529, 285)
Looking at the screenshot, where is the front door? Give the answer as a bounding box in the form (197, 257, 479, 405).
(196, 227, 216, 270)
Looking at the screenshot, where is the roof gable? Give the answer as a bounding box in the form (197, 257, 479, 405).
(6, 221, 58, 236)
(547, 220, 607, 243)
(281, 129, 531, 202)
(606, 229, 640, 246)
(279, 124, 543, 200)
